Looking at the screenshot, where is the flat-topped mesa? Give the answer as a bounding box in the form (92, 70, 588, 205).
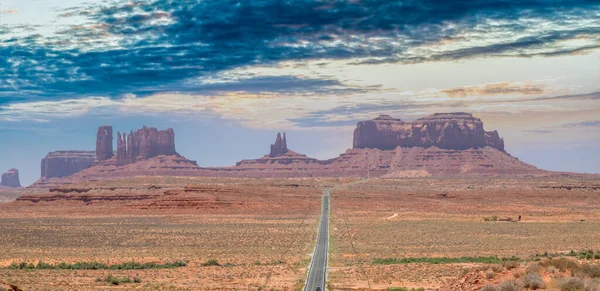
(269, 132, 289, 157)
(115, 126, 177, 164)
(96, 126, 113, 161)
(1, 168, 21, 188)
(41, 151, 96, 179)
(353, 113, 504, 151)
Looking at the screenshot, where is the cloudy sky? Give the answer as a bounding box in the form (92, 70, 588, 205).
(1, 0, 599, 185)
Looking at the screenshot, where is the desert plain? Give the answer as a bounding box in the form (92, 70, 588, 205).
(0, 175, 599, 290)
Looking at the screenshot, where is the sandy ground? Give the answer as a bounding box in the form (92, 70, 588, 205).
(0, 176, 598, 290)
(329, 177, 600, 290)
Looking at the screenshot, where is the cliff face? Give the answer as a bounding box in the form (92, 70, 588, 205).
(1, 168, 21, 188)
(353, 113, 505, 151)
(116, 126, 177, 164)
(96, 126, 113, 161)
(41, 151, 96, 179)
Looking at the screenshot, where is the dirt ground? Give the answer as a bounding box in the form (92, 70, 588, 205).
(0, 176, 599, 290)
(329, 177, 600, 290)
(0, 177, 340, 290)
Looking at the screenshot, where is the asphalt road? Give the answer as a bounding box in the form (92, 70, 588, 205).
(304, 188, 330, 291)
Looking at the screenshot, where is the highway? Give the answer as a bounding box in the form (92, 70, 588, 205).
(304, 188, 330, 291)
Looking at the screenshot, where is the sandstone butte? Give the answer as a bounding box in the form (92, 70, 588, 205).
(1, 168, 21, 188)
(27, 112, 564, 187)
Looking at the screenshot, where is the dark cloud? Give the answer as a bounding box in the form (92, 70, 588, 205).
(1, 0, 599, 102)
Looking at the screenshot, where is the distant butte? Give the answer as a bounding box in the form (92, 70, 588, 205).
(353, 113, 504, 151)
(1, 168, 21, 188)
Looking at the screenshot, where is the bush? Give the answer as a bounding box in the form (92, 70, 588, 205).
(503, 261, 519, 270)
(560, 277, 586, 291)
(523, 273, 545, 289)
(527, 263, 543, 274)
(5, 260, 186, 270)
(102, 275, 137, 285)
(513, 270, 525, 278)
(487, 270, 496, 279)
(581, 264, 600, 278)
(201, 259, 221, 267)
(498, 280, 524, 291)
(386, 288, 424, 291)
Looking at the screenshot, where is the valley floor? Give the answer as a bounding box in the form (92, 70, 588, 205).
(0, 176, 599, 290)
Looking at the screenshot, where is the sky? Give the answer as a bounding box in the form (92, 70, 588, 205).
(1, 0, 599, 186)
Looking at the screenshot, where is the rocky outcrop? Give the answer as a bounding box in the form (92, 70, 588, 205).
(353, 113, 505, 151)
(1, 168, 21, 188)
(116, 126, 177, 164)
(270, 132, 288, 157)
(96, 126, 113, 161)
(41, 151, 96, 179)
(236, 133, 322, 167)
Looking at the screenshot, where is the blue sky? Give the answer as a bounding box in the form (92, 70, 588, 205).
(1, 0, 599, 185)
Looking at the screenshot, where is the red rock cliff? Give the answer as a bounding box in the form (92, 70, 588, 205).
(353, 113, 504, 151)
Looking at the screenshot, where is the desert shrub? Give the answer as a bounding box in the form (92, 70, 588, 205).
(481, 285, 499, 291)
(581, 264, 600, 278)
(386, 288, 424, 291)
(527, 263, 543, 274)
(523, 273, 545, 289)
(201, 259, 221, 267)
(503, 261, 519, 270)
(483, 216, 499, 222)
(498, 280, 524, 291)
(560, 277, 586, 291)
(133, 277, 142, 283)
(513, 270, 525, 278)
(491, 264, 504, 273)
(544, 258, 580, 272)
(102, 275, 136, 285)
(487, 270, 496, 279)
(5, 260, 186, 270)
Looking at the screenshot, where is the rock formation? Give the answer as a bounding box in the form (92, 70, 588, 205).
(353, 113, 504, 151)
(41, 151, 96, 179)
(1, 168, 21, 187)
(236, 132, 321, 166)
(270, 132, 288, 157)
(115, 126, 177, 164)
(96, 126, 113, 161)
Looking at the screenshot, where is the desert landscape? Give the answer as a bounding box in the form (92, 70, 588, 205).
(1, 112, 599, 290)
(1, 2, 599, 289)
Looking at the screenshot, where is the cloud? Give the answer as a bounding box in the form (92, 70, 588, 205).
(523, 129, 556, 134)
(442, 82, 546, 98)
(564, 120, 600, 127)
(0, 0, 598, 102)
(0, 9, 18, 14)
